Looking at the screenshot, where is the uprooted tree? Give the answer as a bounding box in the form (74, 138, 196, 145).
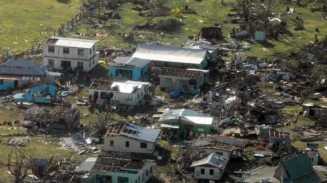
(232, 0, 252, 23)
(7, 145, 34, 183)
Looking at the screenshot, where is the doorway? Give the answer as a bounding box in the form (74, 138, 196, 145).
(61, 61, 71, 70)
(14, 80, 18, 88)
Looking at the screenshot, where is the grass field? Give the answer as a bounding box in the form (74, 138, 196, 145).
(0, 0, 82, 55)
(1, 0, 326, 59)
(66, 0, 327, 59)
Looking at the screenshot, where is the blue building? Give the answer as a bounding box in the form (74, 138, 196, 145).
(0, 60, 47, 91)
(133, 44, 210, 69)
(109, 44, 211, 81)
(109, 57, 150, 81)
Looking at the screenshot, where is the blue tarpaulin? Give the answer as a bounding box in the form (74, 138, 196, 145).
(171, 89, 180, 98)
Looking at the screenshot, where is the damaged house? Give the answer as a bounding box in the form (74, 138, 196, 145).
(42, 37, 99, 72)
(133, 44, 210, 69)
(237, 153, 327, 183)
(158, 67, 209, 92)
(0, 60, 47, 91)
(159, 109, 214, 137)
(88, 80, 151, 106)
(103, 122, 161, 154)
(190, 153, 229, 181)
(23, 105, 80, 131)
(109, 57, 150, 81)
(75, 154, 156, 183)
(303, 103, 327, 120)
(191, 136, 247, 158)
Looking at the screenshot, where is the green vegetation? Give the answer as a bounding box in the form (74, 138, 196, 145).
(0, 0, 82, 55)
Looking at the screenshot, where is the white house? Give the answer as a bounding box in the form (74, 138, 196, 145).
(191, 153, 229, 181)
(88, 80, 151, 106)
(103, 122, 161, 154)
(42, 37, 99, 72)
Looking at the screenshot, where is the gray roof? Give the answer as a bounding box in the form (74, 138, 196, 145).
(191, 153, 229, 168)
(215, 136, 247, 148)
(236, 166, 278, 183)
(127, 57, 150, 68)
(109, 122, 161, 143)
(49, 37, 98, 49)
(0, 60, 46, 76)
(110, 80, 150, 93)
(113, 57, 131, 64)
(113, 56, 151, 68)
(159, 109, 213, 125)
(133, 44, 207, 64)
(74, 157, 97, 172)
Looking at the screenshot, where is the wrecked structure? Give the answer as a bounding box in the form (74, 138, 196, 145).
(23, 105, 80, 131)
(110, 57, 150, 81)
(88, 80, 152, 106)
(159, 109, 214, 138)
(191, 136, 247, 159)
(103, 122, 161, 154)
(157, 68, 209, 93)
(75, 154, 155, 183)
(0, 60, 47, 91)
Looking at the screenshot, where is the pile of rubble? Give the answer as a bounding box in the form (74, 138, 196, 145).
(5, 137, 30, 147)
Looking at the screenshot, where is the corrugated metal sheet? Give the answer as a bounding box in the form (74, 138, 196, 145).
(183, 116, 213, 125)
(111, 82, 142, 93)
(55, 40, 95, 48)
(113, 56, 131, 64)
(111, 80, 150, 93)
(159, 109, 213, 125)
(74, 157, 97, 172)
(0, 60, 46, 76)
(133, 44, 207, 64)
(110, 122, 161, 143)
(50, 37, 98, 48)
(127, 57, 150, 68)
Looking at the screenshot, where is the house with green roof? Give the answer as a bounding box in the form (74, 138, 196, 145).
(274, 153, 325, 183)
(237, 153, 327, 183)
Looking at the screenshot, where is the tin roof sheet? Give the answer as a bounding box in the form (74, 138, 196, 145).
(50, 37, 98, 48)
(133, 44, 207, 64)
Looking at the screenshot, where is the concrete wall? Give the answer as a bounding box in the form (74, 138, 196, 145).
(0, 80, 15, 90)
(104, 135, 155, 154)
(194, 166, 221, 180)
(89, 85, 146, 106)
(109, 66, 142, 81)
(43, 44, 99, 72)
(43, 44, 97, 60)
(159, 71, 208, 91)
(43, 54, 99, 72)
(91, 162, 155, 183)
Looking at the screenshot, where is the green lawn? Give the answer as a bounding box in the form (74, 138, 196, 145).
(1, 0, 326, 59)
(64, 0, 327, 59)
(0, 0, 82, 55)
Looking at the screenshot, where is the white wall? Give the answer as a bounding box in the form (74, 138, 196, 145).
(104, 135, 155, 154)
(43, 53, 98, 72)
(194, 167, 221, 180)
(42, 44, 99, 72)
(43, 45, 97, 60)
(88, 86, 145, 106)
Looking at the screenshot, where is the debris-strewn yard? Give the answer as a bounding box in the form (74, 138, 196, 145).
(3, 0, 327, 182)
